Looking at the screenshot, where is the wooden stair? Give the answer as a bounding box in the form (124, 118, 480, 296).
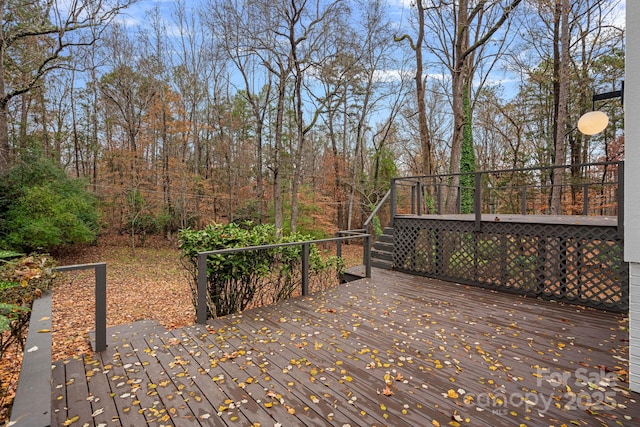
(371, 226, 394, 270)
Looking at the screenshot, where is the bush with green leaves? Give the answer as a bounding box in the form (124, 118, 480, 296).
(0, 155, 100, 252)
(179, 222, 344, 319)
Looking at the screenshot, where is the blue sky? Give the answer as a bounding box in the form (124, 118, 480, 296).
(116, 0, 626, 102)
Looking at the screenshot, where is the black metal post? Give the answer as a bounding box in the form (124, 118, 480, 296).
(411, 184, 416, 214)
(474, 172, 482, 231)
(302, 243, 310, 295)
(390, 179, 397, 219)
(197, 253, 208, 323)
(364, 234, 371, 278)
(417, 181, 422, 215)
(55, 263, 107, 352)
(521, 186, 527, 215)
(583, 183, 589, 215)
(94, 263, 107, 353)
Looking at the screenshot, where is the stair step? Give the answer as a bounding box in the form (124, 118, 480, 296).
(373, 241, 394, 252)
(372, 226, 394, 270)
(377, 234, 394, 244)
(371, 259, 393, 270)
(371, 250, 393, 262)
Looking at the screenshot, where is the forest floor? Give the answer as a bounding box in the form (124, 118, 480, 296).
(0, 234, 362, 423)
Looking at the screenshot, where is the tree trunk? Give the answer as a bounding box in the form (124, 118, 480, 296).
(446, 59, 465, 213)
(273, 72, 286, 237)
(255, 120, 265, 223)
(415, 1, 432, 176)
(0, 102, 9, 174)
(328, 109, 343, 230)
(550, 0, 569, 215)
(0, 0, 9, 175)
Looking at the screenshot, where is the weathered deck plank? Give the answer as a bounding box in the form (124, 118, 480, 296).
(63, 356, 94, 424)
(51, 270, 638, 426)
(82, 353, 120, 426)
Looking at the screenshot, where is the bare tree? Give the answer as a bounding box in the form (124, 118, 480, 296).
(549, 0, 569, 214)
(394, 0, 433, 176)
(0, 0, 135, 174)
(420, 0, 522, 212)
(211, 0, 274, 223)
(245, 0, 344, 234)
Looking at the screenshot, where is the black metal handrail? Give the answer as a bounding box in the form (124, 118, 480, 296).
(196, 233, 371, 323)
(55, 263, 107, 352)
(363, 189, 392, 233)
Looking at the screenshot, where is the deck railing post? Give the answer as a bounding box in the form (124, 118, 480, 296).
(390, 179, 397, 218)
(583, 182, 589, 215)
(437, 183, 442, 214)
(474, 172, 482, 231)
(521, 186, 527, 215)
(364, 234, 372, 278)
(197, 253, 208, 324)
(411, 183, 416, 214)
(94, 263, 107, 352)
(302, 243, 310, 296)
(417, 181, 422, 215)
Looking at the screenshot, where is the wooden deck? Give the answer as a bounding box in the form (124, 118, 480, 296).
(51, 269, 638, 426)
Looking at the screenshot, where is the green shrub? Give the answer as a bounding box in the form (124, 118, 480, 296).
(179, 222, 344, 319)
(0, 157, 100, 252)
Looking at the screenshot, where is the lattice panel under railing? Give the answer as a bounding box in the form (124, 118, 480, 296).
(394, 218, 628, 312)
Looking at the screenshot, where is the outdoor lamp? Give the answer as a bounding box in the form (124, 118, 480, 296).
(577, 111, 609, 135)
(577, 81, 623, 136)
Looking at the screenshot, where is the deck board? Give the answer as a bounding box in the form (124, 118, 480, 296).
(82, 353, 121, 426)
(51, 270, 639, 426)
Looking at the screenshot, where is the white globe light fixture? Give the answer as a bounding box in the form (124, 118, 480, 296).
(577, 110, 609, 135)
(578, 82, 623, 136)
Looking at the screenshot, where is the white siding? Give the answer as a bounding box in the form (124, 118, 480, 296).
(627, 2, 640, 393)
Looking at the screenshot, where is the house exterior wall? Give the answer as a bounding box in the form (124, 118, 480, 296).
(626, 2, 640, 393)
